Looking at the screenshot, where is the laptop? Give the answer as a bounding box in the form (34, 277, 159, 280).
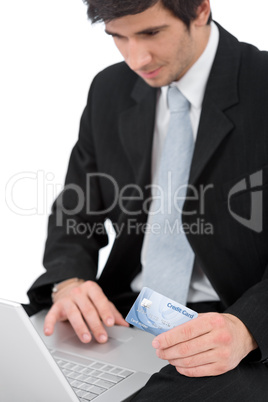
(0, 298, 166, 402)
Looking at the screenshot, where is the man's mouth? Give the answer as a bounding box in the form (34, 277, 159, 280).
(139, 67, 162, 79)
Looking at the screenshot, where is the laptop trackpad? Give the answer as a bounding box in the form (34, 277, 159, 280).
(62, 325, 134, 355)
(62, 333, 122, 354)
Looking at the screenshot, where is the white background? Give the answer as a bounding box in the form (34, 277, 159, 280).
(1, 0, 268, 304)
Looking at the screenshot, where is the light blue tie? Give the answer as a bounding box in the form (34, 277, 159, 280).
(143, 86, 195, 304)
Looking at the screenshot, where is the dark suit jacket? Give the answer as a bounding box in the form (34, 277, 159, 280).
(27, 24, 268, 363)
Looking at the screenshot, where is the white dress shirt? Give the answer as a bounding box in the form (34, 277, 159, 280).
(132, 22, 220, 303)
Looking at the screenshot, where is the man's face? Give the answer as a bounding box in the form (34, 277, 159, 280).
(105, 2, 209, 87)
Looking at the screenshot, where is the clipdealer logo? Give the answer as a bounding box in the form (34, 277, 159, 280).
(228, 170, 263, 233)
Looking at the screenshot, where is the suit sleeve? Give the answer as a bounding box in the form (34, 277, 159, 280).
(224, 270, 268, 364)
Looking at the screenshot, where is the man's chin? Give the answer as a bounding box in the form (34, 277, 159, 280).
(139, 75, 171, 88)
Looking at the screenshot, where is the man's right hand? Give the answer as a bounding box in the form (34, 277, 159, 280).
(43, 280, 129, 344)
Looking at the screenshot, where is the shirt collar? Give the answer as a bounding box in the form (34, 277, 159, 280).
(163, 21, 219, 110)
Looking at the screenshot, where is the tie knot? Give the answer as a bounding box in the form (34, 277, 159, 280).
(167, 86, 189, 113)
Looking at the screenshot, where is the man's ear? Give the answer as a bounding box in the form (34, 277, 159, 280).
(194, 0, 211, 27)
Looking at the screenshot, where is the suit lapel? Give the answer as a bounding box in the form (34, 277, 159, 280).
(116, 76, 157, 225)
(188, 23, 241, 186)
(119, 77, 157, 185)
(189, 99, 234, 185)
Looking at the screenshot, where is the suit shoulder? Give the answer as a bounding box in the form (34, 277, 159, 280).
(217, 23, 268, 81)
(92, 62, 137, 93)
(84, 62, 139, 115)
(97, 61, 135, 78)
(239, 40, 268, 82)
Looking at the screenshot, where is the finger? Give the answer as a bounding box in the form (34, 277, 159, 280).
(83, 282, 116, 327)
(176, 361, 227, 378)
(168, 348, 216, 369)
(72, 292, 108, 343)
(63, 300, 93, 343)
(109, 303, 129, 327)
(44, 303, 66, 336)
(153, 313, 220, 350)
(156, 332, 215, 360)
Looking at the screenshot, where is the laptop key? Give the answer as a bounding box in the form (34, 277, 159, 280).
(88, 385, 106, 395)
(85, 377, 98, 385)
(90, 362, 105, 370)
(76, 389, 88, 398)
(83, 392, 98, 401)
(120, 370, 134, 378)
(64, 362, 77, 370)
(100, 373, 123, 383)
(72, 364, 87, 373)
(95, 379, 115, 389)
(71, 380, 84, 388)
(80, 399, 93, 402)
(80, 398, 96, 402)
(67, 372, 81, 380)
(109, 367, 123, 375)
(90, 370, 103, 378)
(77, 374, 97, 385)
(77, 374, 90, 382)
(102, 365, 114, 372)
(81, 368, 94, 376)
(78, 383, 93, 392)
(67, 377, 77, 385)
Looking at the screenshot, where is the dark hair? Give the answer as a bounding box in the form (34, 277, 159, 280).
(83, 0, 212, 27)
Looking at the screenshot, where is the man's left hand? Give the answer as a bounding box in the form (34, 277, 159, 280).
(152, 313, 258, 377)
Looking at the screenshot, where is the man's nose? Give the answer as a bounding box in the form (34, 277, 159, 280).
(125, 41, 152, 71)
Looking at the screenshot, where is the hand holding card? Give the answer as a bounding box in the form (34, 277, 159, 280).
(126, 287, 198, 336)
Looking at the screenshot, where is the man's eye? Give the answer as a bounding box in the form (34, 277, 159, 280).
(146, 30, 159, 37)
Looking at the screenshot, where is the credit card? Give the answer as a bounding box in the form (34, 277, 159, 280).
(126, 287, 198, 336)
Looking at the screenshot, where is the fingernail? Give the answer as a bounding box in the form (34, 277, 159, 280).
(99, 334, 108, 343)
(44, 328, 50, 336)
(106, 318, 114, 326)
(82, 333, 91, 343)
(152, 339, 160, 349)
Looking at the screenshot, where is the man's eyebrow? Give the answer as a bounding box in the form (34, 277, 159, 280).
(105, 24, 169, 37)
(136, 25, 169, 35)
(105, 29, 121, 36)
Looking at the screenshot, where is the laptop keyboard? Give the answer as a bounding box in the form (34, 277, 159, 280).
(51, 349, 134, 401)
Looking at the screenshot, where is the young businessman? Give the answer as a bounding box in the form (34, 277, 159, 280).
(27, 1, 268, 399)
